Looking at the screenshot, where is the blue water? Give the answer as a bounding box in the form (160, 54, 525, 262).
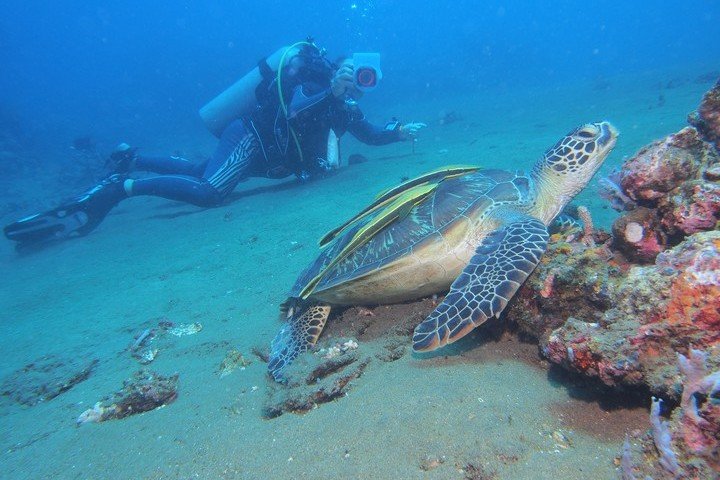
(1, 2, 719, 479)
(1, 1, 718, 149)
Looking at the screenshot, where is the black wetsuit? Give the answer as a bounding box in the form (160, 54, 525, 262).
(3, 56, 405, 248)
(128, 65, 403, 207)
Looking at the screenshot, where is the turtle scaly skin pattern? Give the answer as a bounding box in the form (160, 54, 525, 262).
(269, 122, 618, 381)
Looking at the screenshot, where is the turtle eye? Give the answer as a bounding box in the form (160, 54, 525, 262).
(577, 127, 597, 139)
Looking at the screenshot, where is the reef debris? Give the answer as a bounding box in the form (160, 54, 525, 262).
(129, 328, 158, 365)
(263, 337, 369, 418)
(1, 355, 98, 406)
(166, 322, 203, 337)
(127, 319, 203, 365)
(216, 349, 252, 378)
(76, 370, 178, 425)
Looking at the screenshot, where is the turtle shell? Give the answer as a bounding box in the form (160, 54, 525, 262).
(290, 168, 534, 298)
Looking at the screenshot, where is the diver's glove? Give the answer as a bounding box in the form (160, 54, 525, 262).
(398, 122, 427, 140)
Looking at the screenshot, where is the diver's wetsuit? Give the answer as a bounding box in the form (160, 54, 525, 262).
(128, 73, 403, 207)
(3, 56, 405, 248)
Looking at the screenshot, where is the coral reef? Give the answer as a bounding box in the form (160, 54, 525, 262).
(502, 81, 720, 476)
(507, 81, 720, 400)
(77, 370, 179, 425)
(689, 79, 720, 149)
(510, 229, 720, 397)
(614, 126, 719, 263)
(620, 349, 719, 478)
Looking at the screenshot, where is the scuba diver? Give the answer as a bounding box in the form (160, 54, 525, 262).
(4, 40, 427, 250)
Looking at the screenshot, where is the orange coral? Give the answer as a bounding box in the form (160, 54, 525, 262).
(539, 273, 555, 298)
(570, 345, 597, 372)
(665, 275, 720, 335)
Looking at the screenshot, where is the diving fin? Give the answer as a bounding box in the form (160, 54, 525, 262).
(4, 174, 127, 250)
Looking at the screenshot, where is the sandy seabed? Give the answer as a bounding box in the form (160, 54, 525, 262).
(0, 65, 715, 479)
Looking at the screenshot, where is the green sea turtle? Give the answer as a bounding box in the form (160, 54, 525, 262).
(268, 121, 618, 380)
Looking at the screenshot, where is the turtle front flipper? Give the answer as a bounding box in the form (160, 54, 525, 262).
(412, 215, 549, 351)
(268, 302, 331, 381)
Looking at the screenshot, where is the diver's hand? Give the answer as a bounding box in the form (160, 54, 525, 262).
(399, 122, 427, 140)
(331, 65, 354, 97)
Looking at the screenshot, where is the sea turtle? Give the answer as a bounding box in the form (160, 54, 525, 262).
(268, 121, 618, 380)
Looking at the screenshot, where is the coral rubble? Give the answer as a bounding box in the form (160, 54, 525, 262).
(77, 370, 178, 425)
(0, 355, 98, 406)
(216, 349, 251, 378)
(263, 337, 370, 418)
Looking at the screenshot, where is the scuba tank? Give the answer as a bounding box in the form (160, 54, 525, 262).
(199, 39, 344, 171)
(199, 45, 301, 138)
(199, 39, 334, 138)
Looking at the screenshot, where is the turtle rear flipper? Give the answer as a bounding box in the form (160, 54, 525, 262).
(268, 302, 331, 382)
(412, 215, 549, 351)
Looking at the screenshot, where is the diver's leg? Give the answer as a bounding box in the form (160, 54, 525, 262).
(126, 120, 260, 206)
(134, 155, 207, 176)
(109, 143, 207, 176)
(126, 175, 222, 207)
(5, 122, 259, 248)
(202, 119, 260, 197)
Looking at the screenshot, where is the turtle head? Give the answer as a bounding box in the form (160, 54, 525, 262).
(532, 121, 618, 222)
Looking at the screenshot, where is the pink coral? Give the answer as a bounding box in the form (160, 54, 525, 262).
(660, 182, 720, 236)
(644, 232, 720, 345)
(620, 128, 701, 203)
(676, 349, 720, 464)
(576, 206, 596, 247)
(689, 78, 720, 147)
(612, 207, 666, 263)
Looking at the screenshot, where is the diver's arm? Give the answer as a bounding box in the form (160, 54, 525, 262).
(347, 115, 404, 145)
(286, 65, 354, 119)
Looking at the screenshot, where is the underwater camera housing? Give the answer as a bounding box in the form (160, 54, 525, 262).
(352, 53, 382, 92)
